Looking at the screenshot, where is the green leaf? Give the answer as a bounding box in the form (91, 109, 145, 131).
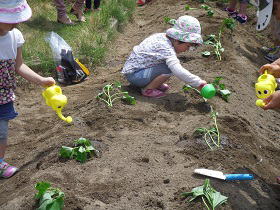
(202, 51, 211, 57)
(122, 95, 136, 105)
(211, 191, 228, 208)
(207, 10, 214, 17)
(35, 182, 51, 199)
(203, 40, 214, 45)
(114, 81, 122, 89)
(195, 127, 207, 134)
(59, 146, 74, 159)
(223, 18, 236, 31)
(185, 5, 196, 10)
(200, 4, 210, 10)
(74, 137, 92, 147)
(182, 84, 192, 92)
(163, 16, 171, 23)
(104, 84, 113, 91)
(76, 146, 87, 163)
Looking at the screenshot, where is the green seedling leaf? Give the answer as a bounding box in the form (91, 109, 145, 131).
(207, 10, 214, 17)
(223, 18, 236, 31)
(114, 81, 122, 89)
(182, 84, 192, 92)
(76, 146, 87, 163)
(104, 84, 113, 91)
(195, 128, 207, 134)
(203, 40, 214, 45)
(164, 16, 176, 25)
(96, 92, 104, 99)
(35, 182, 51, 199)
(182, 185, 204, 202)
(202, 51, 211, 57)
(200, 4, 210, 10)
(74, 137, 92, 147)
(185, 4, 197, 10)
(35, 182, 65, 210)
(60, 146, 74, 159)
(220, 47, 225, 52)
(122, 95, 136, 105)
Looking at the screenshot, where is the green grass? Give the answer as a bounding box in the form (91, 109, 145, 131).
(19, 0, 136, 75)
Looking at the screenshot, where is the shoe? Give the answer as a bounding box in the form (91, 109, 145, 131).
(141, 89, 166, 98)
(264, 47, 280, 62)
(157, 84, 170, 92)
(70, 8, 86, 22)
(57, 15, 74, 25)
(137, 0, 146, 6)
(236, 14, 248, 24)
(84, 8, 92, 13)
(0, 161, 18, 178)
(224, 7, 238, 18)
(261, 46, 280, 54)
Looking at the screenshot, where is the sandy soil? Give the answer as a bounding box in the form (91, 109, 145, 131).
(1, 0, 280, 209)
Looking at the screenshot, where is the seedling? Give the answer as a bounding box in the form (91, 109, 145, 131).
(35, 182, 65, 210)
(182, 179, 228, 210)
(202, 18, 236, 60)
(163, 16, 171, 24)
(203, 34, 224, 61)
(207, 10, 214, 17)
(60, 137, 99, 163)
(211, 77, 231, 102)
(195, 105, 221, 150)
(96, 81, 136, 107)
(185, 4, 197, 10)
(222, 18, 236, 32)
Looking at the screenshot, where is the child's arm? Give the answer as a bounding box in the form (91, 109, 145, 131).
(166, 57, 206, 88)
(15, 47, 55, 87)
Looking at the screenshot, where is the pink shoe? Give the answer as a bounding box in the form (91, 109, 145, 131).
(137, 0, 146, 6)
(0, 161, 18, 178)
(142, 89, 166, 98)
(157, 84, 170, 92)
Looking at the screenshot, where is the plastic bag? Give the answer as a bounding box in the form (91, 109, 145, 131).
(45, 32, 89, 85)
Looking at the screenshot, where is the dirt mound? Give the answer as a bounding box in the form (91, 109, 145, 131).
(1, 0, 280, 209)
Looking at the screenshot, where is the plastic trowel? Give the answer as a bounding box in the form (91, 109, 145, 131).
(194, 169, 254, 181)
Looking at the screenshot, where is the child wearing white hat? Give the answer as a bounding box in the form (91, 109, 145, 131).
(122, 15, 207, 98)
(0, 0, 55, 178)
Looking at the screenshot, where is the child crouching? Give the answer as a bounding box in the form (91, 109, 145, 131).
(121, 15, 207, 98)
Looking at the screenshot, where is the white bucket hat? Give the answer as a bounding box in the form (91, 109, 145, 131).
(0, 0, 32, 24)
(166, 15, 203, 44)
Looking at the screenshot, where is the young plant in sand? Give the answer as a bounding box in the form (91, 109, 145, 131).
(211, 77, 231, 102)
(163, 16, 176, 25)
(182, 179, 228, 210)
(202, 18, 236, 60)
(60, 137, 99, 163)
(195, 105, 221, 150)
(185, 4, 197, 10)
(35, 182, 65, 210)
(200, 4, 214, 17)
(202, 34, 224, 61)
(96, 81, 136, 107)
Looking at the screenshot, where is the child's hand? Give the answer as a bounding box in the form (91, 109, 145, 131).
(262, 91, 280, 110)
(40, 77, 55, 87)
(259, 64, 280, 78)
(197, 81, 207, 91)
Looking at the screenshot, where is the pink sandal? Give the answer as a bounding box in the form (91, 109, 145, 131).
(157, 84, 170, 92)
(142, 89, 166, 98)
(0, 161, 18, 178)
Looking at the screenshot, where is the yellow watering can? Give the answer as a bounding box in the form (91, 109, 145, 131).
(42, 85, 72, 123)
(255, 70, 278, 107)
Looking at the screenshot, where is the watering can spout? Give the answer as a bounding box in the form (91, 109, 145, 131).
(56, 110, 73, 123)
